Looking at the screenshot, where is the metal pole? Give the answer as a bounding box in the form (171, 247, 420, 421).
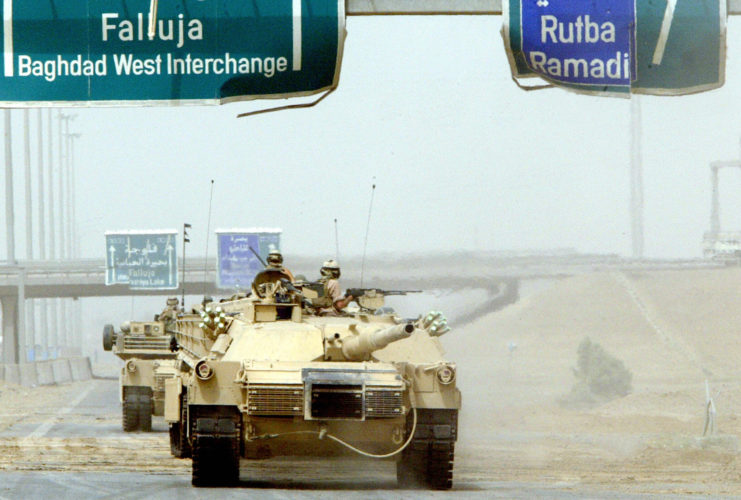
(17, 269, 26, 363)
(37, 109, 48, 359)
(630, 96, 644, 258)
(48, 108, 58, 358)
(57, 112, 65, 260)
(5, 110, 15, 265)
(57, 111, 67, 353)
(3, 109, 18, 363)
(69, 134, 80, 258)
(23, 109, 35, 361)
(68, 132, 81, 355)
(710, 165, 720, 235)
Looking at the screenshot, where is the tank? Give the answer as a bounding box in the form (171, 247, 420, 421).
(103, 298, 180, 432)
(164, 271, 461, 489)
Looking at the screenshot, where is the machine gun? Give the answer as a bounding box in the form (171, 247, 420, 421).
(344, 288, 422, 312)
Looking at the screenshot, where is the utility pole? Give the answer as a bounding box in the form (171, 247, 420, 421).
(48, 108, 58, 358)
(37, 109, 48, 359)
(5, 110, 15, 266)
(57, 111, 68, 353)
(23, 109, 35, 361)
(630, 96, 645, 258)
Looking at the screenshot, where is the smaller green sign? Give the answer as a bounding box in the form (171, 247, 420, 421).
(105, 230, 178, 289)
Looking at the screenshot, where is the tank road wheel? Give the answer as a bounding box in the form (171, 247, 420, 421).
(122, 387, 153, 432)
(191, 415, 240, 487)
(396, 409, 457, 490)
(137, 389, 153, 432)
(102, 324, 114, 351)
(122, 388, 139, 432)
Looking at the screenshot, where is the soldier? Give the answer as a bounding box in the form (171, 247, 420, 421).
(266, 249, 295, 281)
(319, 259, 353, 313)
(159, 297, 180, 329)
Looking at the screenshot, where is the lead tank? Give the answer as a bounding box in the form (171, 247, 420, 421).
(164, 269, 461, 489)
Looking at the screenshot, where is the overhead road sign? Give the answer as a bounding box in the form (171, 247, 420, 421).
(0, 0, 345, 106)
(346, 0, 741, 15)
(502, 0, 726, 96)
(105, 230, 178, 289)
(216, 228, 282, 290)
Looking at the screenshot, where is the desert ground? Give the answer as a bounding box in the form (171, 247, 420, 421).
(3, 268, 741, 497)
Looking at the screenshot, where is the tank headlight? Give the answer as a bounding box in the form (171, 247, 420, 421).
(436, 365, 456, 385)
(126, 360, 137, 373)
(195, 360, 214, 381)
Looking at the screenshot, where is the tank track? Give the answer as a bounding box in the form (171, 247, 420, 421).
(190, 408, 241, 487)
(170, 391, 192, 458)
(397, 408, 458, 490)
(122, 386, 153, 432)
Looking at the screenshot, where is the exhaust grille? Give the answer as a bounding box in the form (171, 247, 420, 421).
(365, 387, 403, 417)
(247, 385, 303, 416)
(123, 336, 170, 351)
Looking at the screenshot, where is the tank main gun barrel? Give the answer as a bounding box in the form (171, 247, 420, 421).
(342, 322, 415, 360)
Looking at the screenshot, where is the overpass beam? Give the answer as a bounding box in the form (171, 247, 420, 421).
(1, 295, 19, 364)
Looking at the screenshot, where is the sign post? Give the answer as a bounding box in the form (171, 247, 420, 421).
(216, 228, 281, 290)
(502, 0, 726, 96)
(105, 230, 178, 289)
(0, 0, 344, 106)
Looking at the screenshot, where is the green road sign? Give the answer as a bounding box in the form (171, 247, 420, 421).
(105, 230, 178, 289)
(503, 0, 726, 96)
(1, 0, 345, 106)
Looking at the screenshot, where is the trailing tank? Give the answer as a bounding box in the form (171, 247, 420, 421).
(165, 270, 461, 488)
(103, 298, 180, 432)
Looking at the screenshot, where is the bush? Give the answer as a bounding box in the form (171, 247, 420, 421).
(563, 337, 633, 406)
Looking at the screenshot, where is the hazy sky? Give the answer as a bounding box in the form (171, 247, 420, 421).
(4, 15, 741, 261)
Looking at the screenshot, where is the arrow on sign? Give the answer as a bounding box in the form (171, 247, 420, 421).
(165, 242, 174, 285)
(652, 0, 677, 65)
(3, 0, 13, 77)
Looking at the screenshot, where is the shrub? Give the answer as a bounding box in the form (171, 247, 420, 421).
(564, 337, 633, 405)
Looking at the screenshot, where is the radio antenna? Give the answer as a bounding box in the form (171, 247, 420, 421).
(203, 179, 215, 293)
(360, 181, 376, 287)
(181, 223, 191, 308)
(334, 218, 340, 262)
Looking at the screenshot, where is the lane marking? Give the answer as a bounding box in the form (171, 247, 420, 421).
(652, 0, 677, 65)
(23, 381, 98, 440)
(292, 0, 301, 71)
(3, 0, 13, 77)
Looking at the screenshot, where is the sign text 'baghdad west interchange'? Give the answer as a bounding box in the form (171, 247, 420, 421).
(1, 0, 344, 105)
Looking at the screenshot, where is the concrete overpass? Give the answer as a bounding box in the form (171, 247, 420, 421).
(0, 252, 719, 364)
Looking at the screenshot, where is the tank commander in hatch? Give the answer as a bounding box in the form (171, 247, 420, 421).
(266, 249, 295, 282)
(158, 297, 180, 329)
(318, 259, 353, 314)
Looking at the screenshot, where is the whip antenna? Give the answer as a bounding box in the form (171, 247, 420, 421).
(360, 181, 376, 287)
(181, 223, 191, 308)
(203, 180, 215, 293)
(334, 218, 340, 262)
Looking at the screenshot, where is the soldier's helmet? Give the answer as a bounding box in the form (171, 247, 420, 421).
(267, 250, 283, 267)
(320, 259, 341, 279)
(166, 297, 179, 307)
